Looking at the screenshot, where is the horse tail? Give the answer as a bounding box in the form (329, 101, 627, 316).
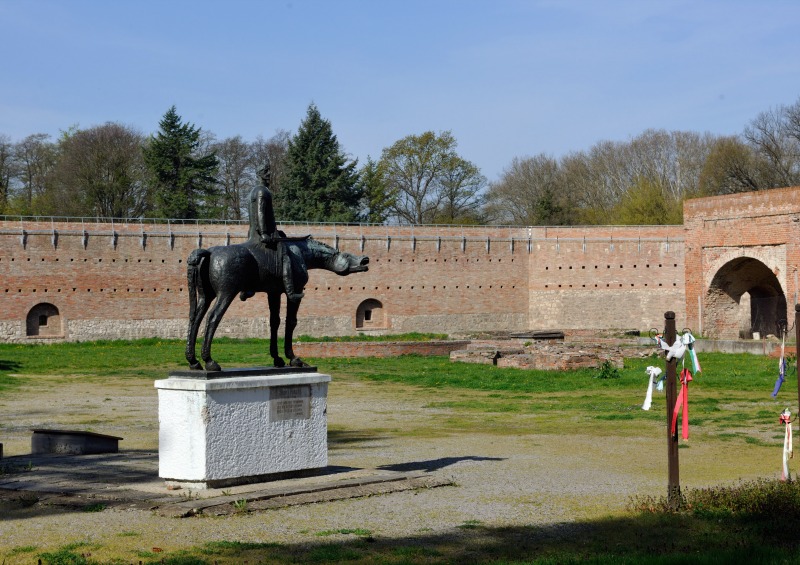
(187, 249, 211, 319)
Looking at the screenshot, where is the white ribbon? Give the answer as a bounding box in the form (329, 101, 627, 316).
(781, 408, 793, 481)
(642, 366, 663, 410)
(666, 338, 686, 362)
(682, 331, 701, 373)
(653, 334, 686, 361)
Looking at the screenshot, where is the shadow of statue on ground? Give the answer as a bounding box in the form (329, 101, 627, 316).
(378, 455, 506, 473)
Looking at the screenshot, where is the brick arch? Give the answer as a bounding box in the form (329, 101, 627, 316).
(705, 257, 787, 339)
(356, 299, 385, 330)
(26, 302, 63, 337)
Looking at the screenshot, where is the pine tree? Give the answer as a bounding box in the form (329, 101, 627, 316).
(275, 103, 362, 223)
(143, 106, 219, 219)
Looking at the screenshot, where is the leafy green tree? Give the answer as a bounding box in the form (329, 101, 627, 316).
(433, 157, 486, 224)
(142, 106, 219, 219)
(358, 156, 395, 224)
(613, 177, 682, 225)
(276, 104, 362, 223)
(698, 136, 766, 195)
(379, 131, 485, 224)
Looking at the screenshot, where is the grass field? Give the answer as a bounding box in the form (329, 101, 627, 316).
(1, 338, 800, 564)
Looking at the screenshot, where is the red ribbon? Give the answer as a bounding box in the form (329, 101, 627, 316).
(671, 368, 693, 440)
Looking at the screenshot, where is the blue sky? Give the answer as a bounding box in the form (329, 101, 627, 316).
(2, 0, 799, 182)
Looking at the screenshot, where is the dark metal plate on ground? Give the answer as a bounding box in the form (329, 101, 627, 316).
(31, 429, 123, 455)
(509, 331, 565, 340)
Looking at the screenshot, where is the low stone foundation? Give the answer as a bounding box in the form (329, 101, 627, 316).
(294, 340, 470, 359)
(450, 339, 651, 371)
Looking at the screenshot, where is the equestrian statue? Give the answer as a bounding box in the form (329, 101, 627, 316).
(185, 161, 369, 371)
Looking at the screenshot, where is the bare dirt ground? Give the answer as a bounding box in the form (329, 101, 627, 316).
(0, 371, 777, 562)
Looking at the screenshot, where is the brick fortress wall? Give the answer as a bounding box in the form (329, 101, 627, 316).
(0, 220, 683, 342)
(526, 225, 685, 331)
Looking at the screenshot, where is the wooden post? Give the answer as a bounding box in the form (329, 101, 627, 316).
(796, 304, 800, 429)
(665, 311, 680, 509)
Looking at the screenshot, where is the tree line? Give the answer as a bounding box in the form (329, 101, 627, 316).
(1, 97, 799, 226)
(487, 96, 800, 226)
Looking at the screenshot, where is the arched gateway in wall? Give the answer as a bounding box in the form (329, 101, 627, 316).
(683, 186, 800, 340)
(704, 257, 787, 340)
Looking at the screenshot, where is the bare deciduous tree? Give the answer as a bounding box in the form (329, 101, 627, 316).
(14, 133, 57, 213)
(50, 123, 150, 218)
(252, 130, 290, 197)
(627, 129, 715, 202)
(744, 102, 800, 188)
(485, 154, 572, 225)
(211, 135, 255, 220)
(0, 134, 15, 213)
(434, 157, 486, 224)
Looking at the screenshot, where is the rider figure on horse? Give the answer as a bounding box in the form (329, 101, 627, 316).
(241, 160, 305, 303)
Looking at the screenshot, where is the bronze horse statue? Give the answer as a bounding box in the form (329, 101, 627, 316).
(185, 237, 369, 371)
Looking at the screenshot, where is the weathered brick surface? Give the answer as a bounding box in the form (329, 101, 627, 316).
(0, 221, 683, 341)
(527, 233, 685, 331)
(1, 188, 797, 342)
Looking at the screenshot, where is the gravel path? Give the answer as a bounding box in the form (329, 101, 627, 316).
(0, 371, 774, 561)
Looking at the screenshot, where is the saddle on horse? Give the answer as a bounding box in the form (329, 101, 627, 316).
(240, 235, 310, 303)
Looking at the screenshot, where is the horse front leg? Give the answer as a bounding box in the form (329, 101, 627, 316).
(285, 299, 309, 367)
(267, 291, 285, 367)
(201, 292, 235, 372)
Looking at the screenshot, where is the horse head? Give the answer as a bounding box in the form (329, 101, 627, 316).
(304, 238, 369, 275)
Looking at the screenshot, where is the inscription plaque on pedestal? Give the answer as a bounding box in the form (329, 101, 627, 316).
(270, 385, 311, 421)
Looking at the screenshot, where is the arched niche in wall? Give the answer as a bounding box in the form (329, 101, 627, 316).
(705, 257, 787, 339)
(356, 299, 385, 330)
(26, 303, 62, 337)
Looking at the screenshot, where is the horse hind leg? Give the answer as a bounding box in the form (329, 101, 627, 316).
(201, 292, 235, 372)
(186, 293, 211, 370)
(185, 253, 211, 370)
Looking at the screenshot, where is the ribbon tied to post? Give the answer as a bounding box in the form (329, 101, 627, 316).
(652, 329, 700, 440)
(653, 333, 686, 362)
(670, 368, 693, 440)
(642, 366, 663, 411)
(771, 330, 788, 397)
(682, 331, 701, 374)
(780, 408, 793, 482)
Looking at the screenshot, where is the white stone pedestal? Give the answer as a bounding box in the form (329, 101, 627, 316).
(155, 368, 330, 488)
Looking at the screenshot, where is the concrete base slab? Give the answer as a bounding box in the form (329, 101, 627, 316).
(0, 452, 452, 516)
(158, 471, 451, 517)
